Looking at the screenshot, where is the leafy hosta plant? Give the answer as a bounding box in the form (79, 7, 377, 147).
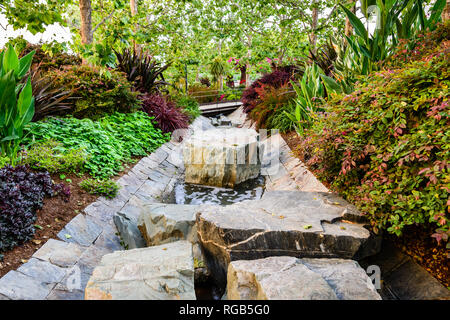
(23, 112, 169, 178)
(0, 44, 35, 165)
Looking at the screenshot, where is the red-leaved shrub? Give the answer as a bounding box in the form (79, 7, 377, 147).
(141, 93, 189, 133)
(242, 70, 293, 113)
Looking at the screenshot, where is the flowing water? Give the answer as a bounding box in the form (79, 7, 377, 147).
(164, 175, 265, 206)
(163, 175, 266, 299)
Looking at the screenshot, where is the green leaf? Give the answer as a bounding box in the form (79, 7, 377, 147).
(320, 74, 342, 94)
(427, 0, 446, 28)
(340, 4, 368, 42)
(2, 44, 19, 77)
(17, 50, 35, 79)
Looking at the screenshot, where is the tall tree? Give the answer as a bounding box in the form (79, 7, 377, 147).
(79, 0, 93, 45)
(443, 0, 450, 21)
(344, 1, 356, 36)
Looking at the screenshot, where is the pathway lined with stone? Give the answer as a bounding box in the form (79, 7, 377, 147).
(2, 108, 446, 300)
(0, 116, 213, 300)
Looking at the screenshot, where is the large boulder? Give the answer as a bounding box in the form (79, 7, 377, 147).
(137, 203, 205, 264)
(227, 256, 381, 300)
(84, 241, 195, 300)
(183, 128, 263, 188)
(197, 191, 381, 288)
(137, 203, 201, 246)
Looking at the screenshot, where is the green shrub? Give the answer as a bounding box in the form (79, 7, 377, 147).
(21, 140, 87, 174)
(0, 44, 35, 165)
(0, 155, 9, 169)
(79, 178, 120, 199)
(23, 111, 170, 178)
(269, 101, 297, 133)
(18, 41, 81, 71)
(46, 65, 140, 119)
(172, 94, 201, 121)
(249, 83, 296, 130)
(299, 35, 449, 241)
(188, 84, 220, 104)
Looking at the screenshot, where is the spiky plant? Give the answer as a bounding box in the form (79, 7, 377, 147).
(30, 65, 76, 121)
(114, 48, 170, 93)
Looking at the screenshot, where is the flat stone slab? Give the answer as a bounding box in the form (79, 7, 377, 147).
(17, 258, 67, 285)
(0, 271, 52, 300)
(138, 203, 201, 246)
(57, 214, 103, 247)
(183, 128, 263, 188)
(227, 256, 381, 300)
(85, 241, 195, 300)
(32, 239, 86, 267)
(197, 190, 381, 287)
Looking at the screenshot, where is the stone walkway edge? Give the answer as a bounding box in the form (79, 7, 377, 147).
(0, 113, 333, 300)
(0, 117, 213, 300)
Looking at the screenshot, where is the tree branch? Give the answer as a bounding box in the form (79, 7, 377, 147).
(92, 9, 115, 33)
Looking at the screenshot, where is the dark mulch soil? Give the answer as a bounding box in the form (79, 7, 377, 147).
(281, 131, 450, 288)
(0, 158, 142, 278)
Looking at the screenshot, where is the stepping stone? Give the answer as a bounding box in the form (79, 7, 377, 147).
(183, 128, 263, 188)
(17, 258, 67, 285)
(85, 240, 196, 300)
(227, 256, 381, 300)
(0, 271, 52, 300)
(137, 203, 205, 266)
(33, 239, 86, 267)
(197, 190, 381, 287)
(137, 203, 201, 246)
(57, 214, 103, 247)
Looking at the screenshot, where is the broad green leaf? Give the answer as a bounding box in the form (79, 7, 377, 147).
(340, 4, 368, 42)
(17, 50, 35, 79)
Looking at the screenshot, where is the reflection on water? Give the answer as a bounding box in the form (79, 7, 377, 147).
(168, 175, 265, 205)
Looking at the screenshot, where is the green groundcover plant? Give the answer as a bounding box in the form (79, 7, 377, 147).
(79, 178, 120, 199)
(298, 24, 449, 242)
(20, 139, 88, 174)
(23, 111, 170, 178)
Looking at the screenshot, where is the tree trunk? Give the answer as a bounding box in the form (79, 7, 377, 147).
(130, 0, 138, 16)
(245, 64, 250, 87)
(309, 0, 319, 53)
(79, 0, 93, 45)
(130, 0, 140, 53)
(218, 75, 223, 91)
(443, 1, 450, 22)
(345, 2, 356, 36)
(239, 65, 246, 86)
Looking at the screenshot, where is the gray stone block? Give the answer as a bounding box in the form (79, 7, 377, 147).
(85, 241, 196, 300)
(197, 191, 381, 288)
(227, 256, 381, 300)
(33, 239, 85, 267)
(0, 271, 52, 300)
(17, 258, 67, 285)
(57, 214, 103, 247)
